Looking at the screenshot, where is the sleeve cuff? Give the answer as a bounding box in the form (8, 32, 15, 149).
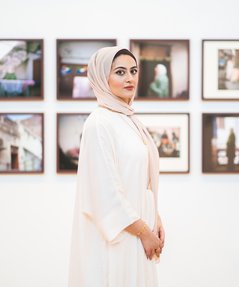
(99, 205, 140, 243)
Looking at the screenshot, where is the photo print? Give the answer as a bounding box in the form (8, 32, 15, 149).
(130, 39, 190, 100)
(203, 113, 239, 173)
(0, 113, 44, 173)
(218, 49, 239, 90)
(57, 39, 116, 100)
(57, 113, 89, 173)
(203, 40, 239, 100)
(137, 113, 190, 173)
(0, 39, 43, 100)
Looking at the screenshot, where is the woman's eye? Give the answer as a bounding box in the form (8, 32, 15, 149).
(131, 69, 138, 75)
(116, 70, 125, 76)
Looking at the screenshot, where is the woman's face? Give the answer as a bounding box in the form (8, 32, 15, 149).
(108, 54, 138, 104)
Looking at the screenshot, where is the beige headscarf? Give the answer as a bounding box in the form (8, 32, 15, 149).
(88, 46, 160, 232)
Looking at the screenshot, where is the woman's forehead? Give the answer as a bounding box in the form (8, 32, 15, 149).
(111, 54, 137, 68)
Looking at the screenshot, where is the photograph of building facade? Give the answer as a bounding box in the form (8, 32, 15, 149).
(0, 114, 43, 173)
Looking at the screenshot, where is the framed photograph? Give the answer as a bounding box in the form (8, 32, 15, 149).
(202, 40, 239, 100)
(57, 113, 89, 173)
(0, 39, 43, 100)
(57, 39, 116, 100)
(0, 113, 44, 173)
(130, 39, 190, 100)
(202, 113, 239, 173)
(137, 113, 190, 173)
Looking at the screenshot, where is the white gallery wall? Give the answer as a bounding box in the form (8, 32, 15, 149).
(0, 0, 239, 286)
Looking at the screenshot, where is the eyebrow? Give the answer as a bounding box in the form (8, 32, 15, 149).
(113, 65, 137, 71)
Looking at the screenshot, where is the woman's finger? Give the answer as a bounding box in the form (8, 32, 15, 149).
(155, 248, 161, 257)
(159, 227, 165, 245)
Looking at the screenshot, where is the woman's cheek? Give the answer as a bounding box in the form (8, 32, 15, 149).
(114, 76, 124, 89)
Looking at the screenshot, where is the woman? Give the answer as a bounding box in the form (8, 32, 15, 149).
(68, 46, 165, 287)
(147, 63, 169, 98)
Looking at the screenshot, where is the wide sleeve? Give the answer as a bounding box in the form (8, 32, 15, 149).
(77, 113, 140, 243)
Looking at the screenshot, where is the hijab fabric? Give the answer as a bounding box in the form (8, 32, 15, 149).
(87, 46, 160, 232)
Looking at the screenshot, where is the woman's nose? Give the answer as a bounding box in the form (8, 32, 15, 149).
(126, 72, 133, 82)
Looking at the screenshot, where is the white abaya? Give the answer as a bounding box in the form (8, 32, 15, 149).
(68, 106, 159, 287)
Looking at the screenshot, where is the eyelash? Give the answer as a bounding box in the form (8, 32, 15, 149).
(116, 69, 138, 76)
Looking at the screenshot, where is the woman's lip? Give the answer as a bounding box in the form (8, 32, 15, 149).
(124, 86, 134, 90)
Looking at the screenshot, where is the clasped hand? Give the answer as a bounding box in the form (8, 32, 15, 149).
(140, 216, 165, 260)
